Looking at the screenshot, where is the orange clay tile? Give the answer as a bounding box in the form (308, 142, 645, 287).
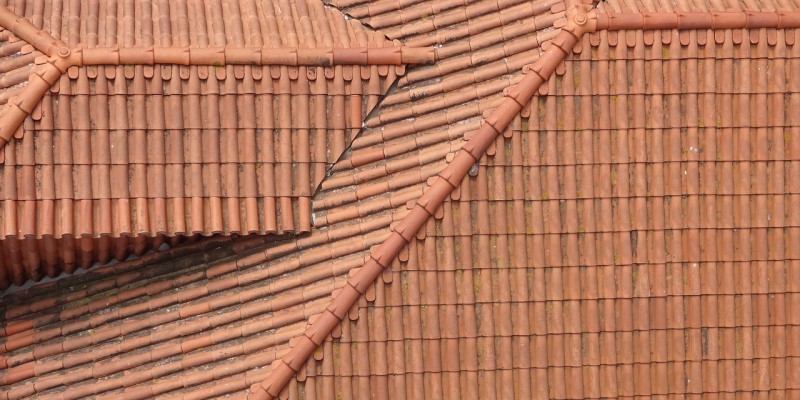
(0, 0, 433, 287)
(1, 0, 800, 399)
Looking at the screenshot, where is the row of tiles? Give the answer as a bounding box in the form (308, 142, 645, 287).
(0, 235, 192, 289)
(3, 127, 798, 398)
(284, 228, 799, 399)
(3, 0, 800, 398)
(2, 55, 799, 397)
(0, 0, 402, 285)
(275, 0, 800, 397)
(2, 0, 367, 49)
(4, 180, 796, 398)
(334, 0, 800, 49)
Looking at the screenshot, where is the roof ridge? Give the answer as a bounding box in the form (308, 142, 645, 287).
(247, 4, 598, 399)
(0, 0, 438, 284)
(0, 6, 70, 158)
(0, 11, 436, 165)
(0, 5, 68, 58)
(596, 9, 800, 30)
(248, 4, 800, 399)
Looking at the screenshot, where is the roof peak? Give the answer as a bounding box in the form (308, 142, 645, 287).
(0, 3, 436, 161)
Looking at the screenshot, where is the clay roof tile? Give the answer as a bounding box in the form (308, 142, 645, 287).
(1, 1, 800, 400)
(0, 0, 437, 283)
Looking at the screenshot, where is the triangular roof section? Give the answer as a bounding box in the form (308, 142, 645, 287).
(270, 1, 800, 399)
(0, 0, 434, 287)
(251, 1, 800, 400)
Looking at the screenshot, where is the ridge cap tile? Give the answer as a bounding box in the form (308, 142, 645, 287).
(0, 0, 424, 286)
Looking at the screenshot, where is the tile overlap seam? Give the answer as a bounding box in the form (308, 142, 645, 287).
(247, 4, 598, 399)
(0, 3, 437, 159)
(248, 4, 800, 399)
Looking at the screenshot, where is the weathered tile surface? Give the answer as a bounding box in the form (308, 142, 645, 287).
(0, 0, 404, 286)
(1, 0, 799, 399)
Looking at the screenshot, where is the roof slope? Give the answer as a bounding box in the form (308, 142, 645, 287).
(0, 0, 423, 286)
(264, 0, 800, 398)
(0, 1, 573, 397)
(0, 15, 41, 127)
(289, 12, 800, 399)
(1, 0, 800, 399)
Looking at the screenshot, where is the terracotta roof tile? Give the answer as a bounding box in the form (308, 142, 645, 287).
(0, 0, 563, 395)
(1, 0, 800, 399)
(247, 1, 798, 399)
(0, 0, 438, 287)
